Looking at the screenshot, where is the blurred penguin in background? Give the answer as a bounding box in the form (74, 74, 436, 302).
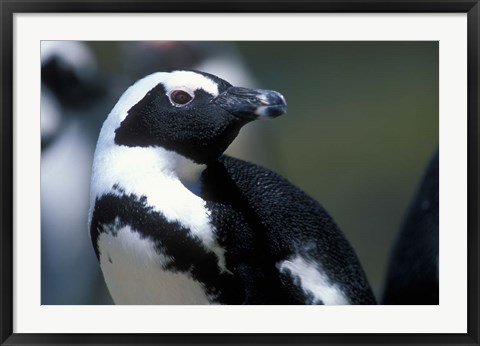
(382, 150, 439, 304)
(41, 41, 111, 304)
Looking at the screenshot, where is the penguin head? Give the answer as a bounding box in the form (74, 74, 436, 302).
(104, 68, 287, 164)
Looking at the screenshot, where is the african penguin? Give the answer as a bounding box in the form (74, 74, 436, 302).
(88, 68, 376, 305)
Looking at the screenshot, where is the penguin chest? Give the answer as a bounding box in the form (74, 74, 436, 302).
(97, 223, 214, 305)
(90, 184, 228, 305)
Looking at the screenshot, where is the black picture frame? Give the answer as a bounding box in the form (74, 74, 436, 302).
(1, 1, 479, 345)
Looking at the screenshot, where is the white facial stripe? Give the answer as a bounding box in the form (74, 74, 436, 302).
(162, 70, 219, 97)
(278, 256, 349, 305)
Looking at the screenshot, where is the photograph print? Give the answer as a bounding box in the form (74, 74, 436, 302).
(40, 41, 438, 305)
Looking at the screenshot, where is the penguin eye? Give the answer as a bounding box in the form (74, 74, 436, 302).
(169, 90, 193, 106)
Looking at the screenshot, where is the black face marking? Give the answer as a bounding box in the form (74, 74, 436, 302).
(112, 69, 287, 164)
(90, 190, 243, 304)
(114, 79, 247, 164)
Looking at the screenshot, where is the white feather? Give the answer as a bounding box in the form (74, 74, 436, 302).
(278, 256, 349, 305)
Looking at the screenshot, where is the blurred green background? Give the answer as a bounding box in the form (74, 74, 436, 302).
(42, 41, 438, 303)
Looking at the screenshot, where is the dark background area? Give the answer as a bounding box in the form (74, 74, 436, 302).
(41, 41, 438, 303)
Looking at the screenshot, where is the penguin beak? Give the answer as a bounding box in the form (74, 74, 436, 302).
(213, 87, 287, 120)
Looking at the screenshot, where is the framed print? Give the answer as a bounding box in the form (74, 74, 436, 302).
(1, 1, 479, 345)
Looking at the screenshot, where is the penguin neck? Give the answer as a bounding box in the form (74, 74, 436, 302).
(96, 113, 207, 189)
(90, 142, 207, 209)
(170, 150, 207, 194)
